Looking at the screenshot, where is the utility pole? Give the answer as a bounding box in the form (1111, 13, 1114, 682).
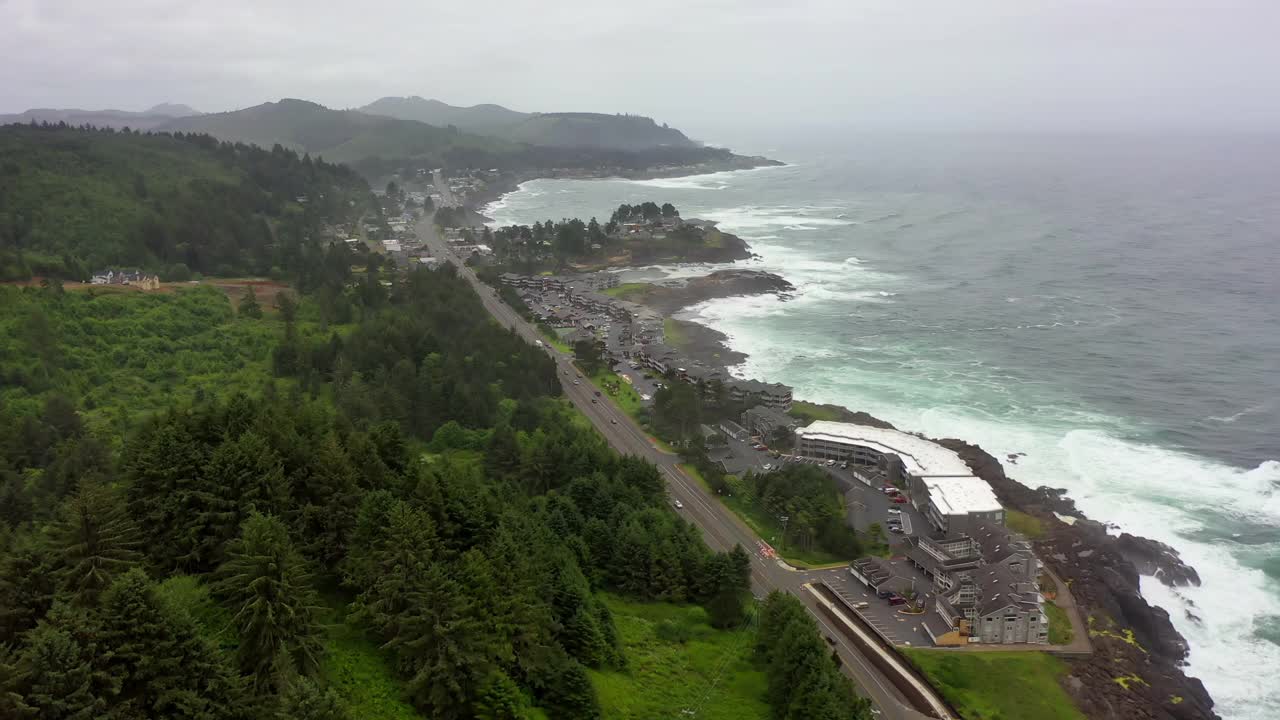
(779, 515, 789, 550)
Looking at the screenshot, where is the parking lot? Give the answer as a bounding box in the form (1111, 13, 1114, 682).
(804, 563, 936, 648)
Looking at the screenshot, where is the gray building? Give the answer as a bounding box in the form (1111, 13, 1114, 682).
(742, 405, 800, 440)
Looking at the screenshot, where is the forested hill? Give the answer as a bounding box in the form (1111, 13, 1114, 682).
(157, 99, 518, 167)
(0, 261, 872, 719)
(360, 96, 697, 151)
(0, 123, 376, 281)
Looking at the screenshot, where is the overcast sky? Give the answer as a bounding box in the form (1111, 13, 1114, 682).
(4, 0, 1279, 137)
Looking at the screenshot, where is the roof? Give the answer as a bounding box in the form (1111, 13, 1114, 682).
(744, 405, 796, 426)
(925, 477, 1003, 516)
(796, 421, 975, 477)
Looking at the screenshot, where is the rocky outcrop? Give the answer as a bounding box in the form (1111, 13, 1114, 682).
(624, 270, 794, 314)
(1115, 533, 1202, 588)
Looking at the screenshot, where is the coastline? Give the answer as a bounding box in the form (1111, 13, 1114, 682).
(472, 171, 1225, 720)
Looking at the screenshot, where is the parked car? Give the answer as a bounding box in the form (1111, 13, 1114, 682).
(854, 601, 870, 610)
(839, 461, 848, 469)
(876, 590, 894, 599)
(890, 527, 905, 534)
(887, 508, 902, 515)
(888, 596, 907, 606)
(573, 380, 580, 385)
(594, 390, 601, 397)
(826, 459, 836, 466)
(881, 486, 896, 494)
(892, 496, 908, 504)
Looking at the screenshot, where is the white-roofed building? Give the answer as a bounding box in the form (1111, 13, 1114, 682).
(794, 421, 1004, 534)
(920, 477, 1004, 535)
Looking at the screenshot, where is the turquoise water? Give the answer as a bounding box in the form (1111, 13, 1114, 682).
(486, 134, 1280, 719)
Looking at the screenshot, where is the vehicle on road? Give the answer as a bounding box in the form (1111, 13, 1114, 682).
(535, 340, 544, 348)
(610, 419, 617, 425)
(594, 390, 601, 397)
(573, 380, 580, 385)
(674, 499, 684, 509)
(591, 399, 597, 404)
(887, 508, 901, 515)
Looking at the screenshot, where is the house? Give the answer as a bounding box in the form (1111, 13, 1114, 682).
(742, 405, 799, 441)
(89, 269, 160, 290)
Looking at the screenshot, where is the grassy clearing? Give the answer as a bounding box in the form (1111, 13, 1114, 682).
(787, 400, 842, 423)
(1044, 601, 1074, 645)
(903, 650, 1085, 720)
(321, 603, 421, 720)
(590, 595, 768, 720)
(1007, 509, 1046, 539)
(663, 317, 690, 351)
(536, 324, 572, 353)
(602, 282, 651, 300)
(588, 366, 647, 419)
(682, 465, 847, 568)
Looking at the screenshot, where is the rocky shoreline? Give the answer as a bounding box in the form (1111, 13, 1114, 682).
(611, 270, 1219, 720)
(472, 168, 1220, 720)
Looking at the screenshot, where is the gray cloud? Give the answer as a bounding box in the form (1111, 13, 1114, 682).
(3, 0, 1279, 134)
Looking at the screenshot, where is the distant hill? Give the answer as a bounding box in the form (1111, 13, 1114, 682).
(504, 112, 696, 151)
(156, 99, 515, 166)
(0, 124, 373, 280)
(0, 103, 202, 130)
(359, 97, 698, 151)
(360, 96, 528, 133)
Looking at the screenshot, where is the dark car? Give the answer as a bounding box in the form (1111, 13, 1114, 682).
(888, 596, 907, 606)
(876, 590, 894, 599)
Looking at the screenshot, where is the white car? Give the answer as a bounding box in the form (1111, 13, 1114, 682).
(674, 500, 684, 509)
(887, 508, 902, 515)
(573, 380, 580, 385)
(763, 464, 773, 471)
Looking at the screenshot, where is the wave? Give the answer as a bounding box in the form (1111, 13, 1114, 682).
(1208, 403, 1272, 424)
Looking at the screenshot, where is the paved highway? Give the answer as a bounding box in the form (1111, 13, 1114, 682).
(418, 217, 938, 720)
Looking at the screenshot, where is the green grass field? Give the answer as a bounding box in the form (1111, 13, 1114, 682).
(1044, 601, 1074, 645)
(902, 650, 1085, 720)
(680, 465, 848, 569)
(1006, 509, 1046, 539)
(588, 367, 647, 419)
(787, 400, 843, 423)
(590, 596, 768, 720)
(662, 317, 690, 351)
(602, 282, 651, 300)
(322, 612, 422, 720)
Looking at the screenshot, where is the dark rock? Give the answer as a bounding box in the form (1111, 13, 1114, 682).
(1116, 533, 1202, 587)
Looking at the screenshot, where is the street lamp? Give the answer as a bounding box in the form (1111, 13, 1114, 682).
(779, 515, 789, 550)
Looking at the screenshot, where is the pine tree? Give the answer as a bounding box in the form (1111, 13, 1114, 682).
(277, 678, 351, 720)
(238, 287, 262, 319)
(186, 431, 289, 570)
(12, 622, 101, 719)
(48, 479, 141, 605)
(0, 534, 58, 642)
(388, 562, 494, 719)
(215, 513, 324, 696)
(474, 670, 527, 720)
(95, 568, 245, 719)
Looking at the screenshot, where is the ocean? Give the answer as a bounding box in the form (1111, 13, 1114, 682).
(484, 132, 1280, 720)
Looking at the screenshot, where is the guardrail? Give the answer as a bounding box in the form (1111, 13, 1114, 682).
(810, 581, 958, 720)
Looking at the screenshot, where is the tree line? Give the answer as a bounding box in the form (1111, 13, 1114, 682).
(0, 124, 378, 281)
(0, 262, 769, 719)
